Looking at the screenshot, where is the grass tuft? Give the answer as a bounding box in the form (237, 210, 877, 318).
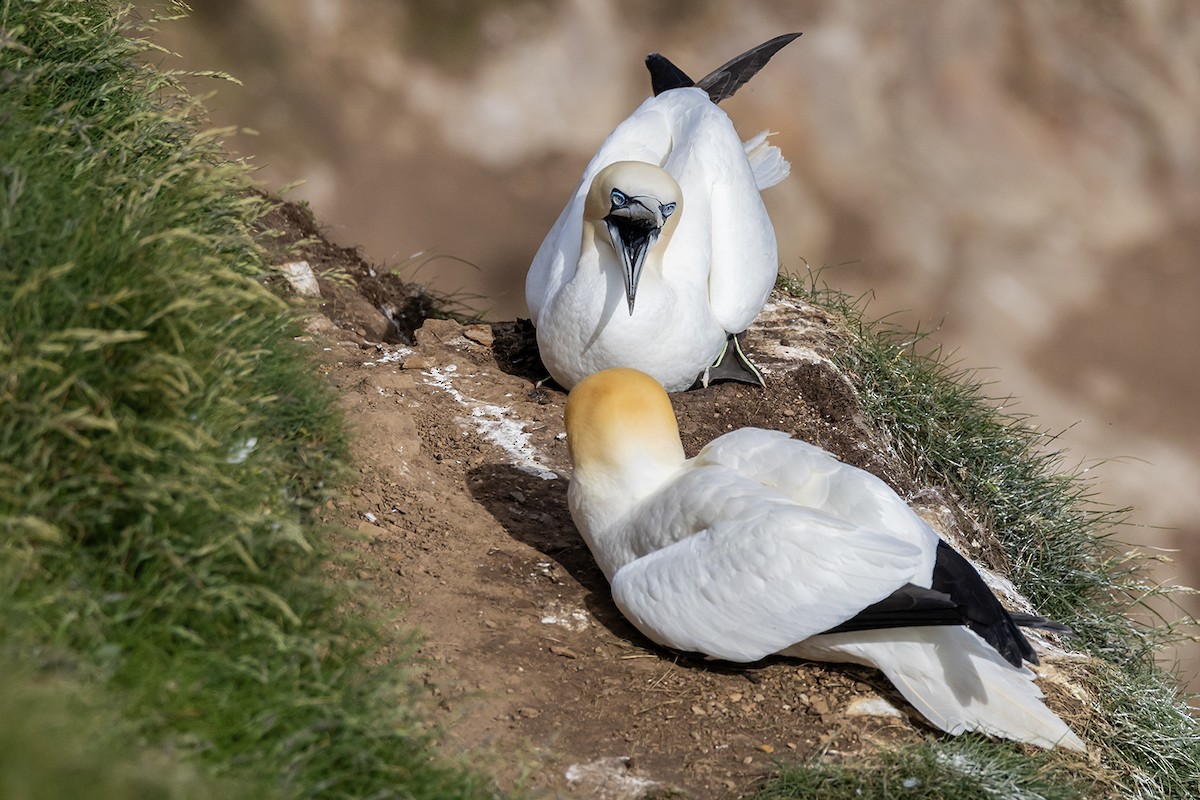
(0, 2, 498, 797)
(757, 739, 1090, 800)
(768, 272, 1200, 799)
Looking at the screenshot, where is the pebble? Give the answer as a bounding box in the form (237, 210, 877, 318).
(401, 354, 433, 370)
(278, 260, 321, 296)
(463, 324, 494, 347)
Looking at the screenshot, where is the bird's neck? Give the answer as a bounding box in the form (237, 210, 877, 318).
(568, 448, 682, 580)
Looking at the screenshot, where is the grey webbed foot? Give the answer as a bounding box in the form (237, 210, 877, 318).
(700, 332, 765, 388)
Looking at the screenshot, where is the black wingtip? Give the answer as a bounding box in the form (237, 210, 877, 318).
(646, 53, 695, 96)
(697, 32, 802, 104)
(931, 541, 1039, 668)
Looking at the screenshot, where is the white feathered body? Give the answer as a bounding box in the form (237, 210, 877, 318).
(527, 88, 783, 391)
(568, 426, 1085, 751)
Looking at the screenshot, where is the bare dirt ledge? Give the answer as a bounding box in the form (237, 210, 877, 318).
(265, 200, 1088, 799)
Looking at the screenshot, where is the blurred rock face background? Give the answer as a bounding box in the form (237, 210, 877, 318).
(146, 0, 1200, 685)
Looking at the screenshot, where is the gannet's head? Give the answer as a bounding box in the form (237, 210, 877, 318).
(565, 367, 686, 484)
(585, 161, 682, 316)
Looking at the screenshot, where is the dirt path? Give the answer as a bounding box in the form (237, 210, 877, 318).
(266, 200, 1086, 798)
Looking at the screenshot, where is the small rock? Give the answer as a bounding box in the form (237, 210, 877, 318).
(510, 489, 526, 503)
(549, 645, 579, 659)
(463, 323, 494, 347)
(517, 706, 541, 719)
(355, 520, 389, 540)
(278, 260, 321, 296)
(757, 744, 774, 754)
(401, 354, 433, 370)
(303, 315, 339, 336)
(414, 318, 463, 347)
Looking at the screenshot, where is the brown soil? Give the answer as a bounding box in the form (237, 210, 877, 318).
(259, 199, 1090, 799)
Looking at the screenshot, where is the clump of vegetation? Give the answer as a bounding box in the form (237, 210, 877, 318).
(755, 738, 1091, 800)
(0, 2, 496, 797)
(763, 273, 1200, 799)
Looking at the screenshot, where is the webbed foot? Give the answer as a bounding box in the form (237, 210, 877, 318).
(700, 332, 765, 388)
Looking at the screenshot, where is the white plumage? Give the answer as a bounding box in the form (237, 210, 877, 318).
(565, 368, 1086, 752)
(526, 36, 799, 391)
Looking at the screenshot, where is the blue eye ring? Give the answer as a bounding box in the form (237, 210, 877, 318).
(661, 202, 676, 218)
(610, 189, 627, 208)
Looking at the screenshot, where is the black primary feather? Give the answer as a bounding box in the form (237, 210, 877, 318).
(697, 32, 801, 103)
(645, 53, 695, 96)
(822, 542, 1072, 668)
(930, 540, 1037, 667)
(645, 32, 801, 103)
(824, 585, 965, 634)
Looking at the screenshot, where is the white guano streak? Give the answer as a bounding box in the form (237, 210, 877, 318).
(422, 365, 559, 480)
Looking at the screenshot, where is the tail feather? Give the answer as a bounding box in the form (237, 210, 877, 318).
(787, 627, 1086, 752)
(742, 131, 790, 191)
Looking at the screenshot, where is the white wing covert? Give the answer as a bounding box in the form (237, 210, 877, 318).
(609, 476, 925, 662)
(696, 429, 941, 572)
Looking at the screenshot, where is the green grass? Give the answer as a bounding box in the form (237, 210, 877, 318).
(762, 273, 1200, 799)
(0, 2, 498, 797)
(755, 739, 1089, 800)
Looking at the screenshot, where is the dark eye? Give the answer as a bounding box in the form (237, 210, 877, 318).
(610, 189, 627, 208)
(661, 202, 676, 218)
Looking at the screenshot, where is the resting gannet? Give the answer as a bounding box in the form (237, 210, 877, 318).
(526, 34, 800, 392)
(564, 368, 1086, 751)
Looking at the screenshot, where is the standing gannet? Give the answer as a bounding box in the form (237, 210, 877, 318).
(564, 368, 1086, 752)
(526, 34, 800, 392)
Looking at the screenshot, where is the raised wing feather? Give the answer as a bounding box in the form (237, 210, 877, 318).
(696, 33, 802, 104)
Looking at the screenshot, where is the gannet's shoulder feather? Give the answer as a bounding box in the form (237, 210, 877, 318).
(610, 465, 925, 662)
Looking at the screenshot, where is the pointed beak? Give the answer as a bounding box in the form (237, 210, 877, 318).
(604, 201, 664, 315)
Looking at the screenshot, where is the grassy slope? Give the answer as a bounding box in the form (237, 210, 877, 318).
(756, 276, 1200, 799)
(0, 2, 495, 798)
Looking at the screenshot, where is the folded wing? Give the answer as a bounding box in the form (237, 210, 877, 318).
(610, 493, 925, 662)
